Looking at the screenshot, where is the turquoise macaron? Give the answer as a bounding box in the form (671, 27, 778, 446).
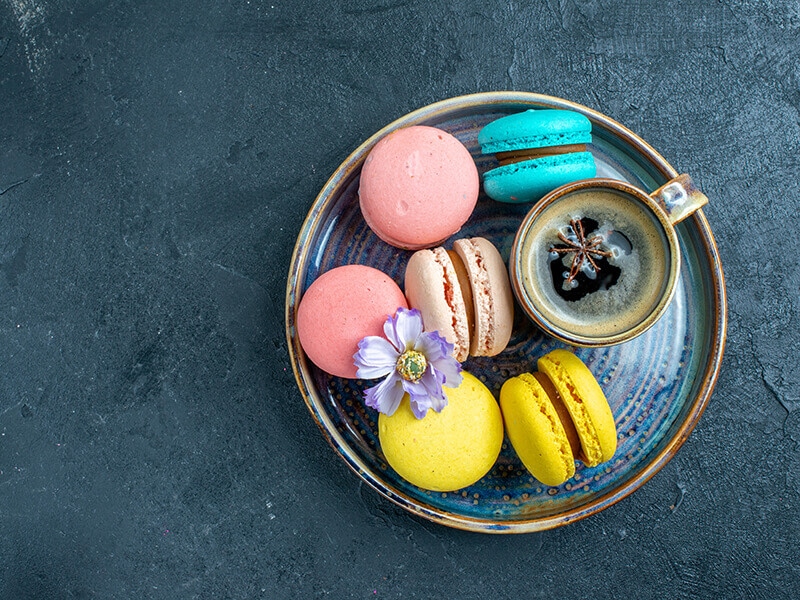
(478, 109, 596, 203)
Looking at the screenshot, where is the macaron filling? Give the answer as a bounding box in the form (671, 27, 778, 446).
(517, 372, 575, 481)
(532, 371, 583, 461)
(454, 238, 495, 356)
(495, 143, 588, 166)
(485, 151, 595, 178)
(446, 249, 475, 342)
(538, 353, 604, 466)
(430, 247, 471, 362)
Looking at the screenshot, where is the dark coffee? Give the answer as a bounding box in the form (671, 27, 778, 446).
(547, 216, 623, 302)
(517, 188, 672, 340)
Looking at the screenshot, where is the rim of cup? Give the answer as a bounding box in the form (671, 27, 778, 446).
(509, 178, 682, 347)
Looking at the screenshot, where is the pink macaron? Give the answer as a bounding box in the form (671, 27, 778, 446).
(358, 126, 479, 250)
(296, 265, 408, 378)
(404, 237, 514, 362)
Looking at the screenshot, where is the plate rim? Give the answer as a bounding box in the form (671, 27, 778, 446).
(284, 91, 728, 533)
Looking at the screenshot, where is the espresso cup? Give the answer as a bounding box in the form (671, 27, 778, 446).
(510, 174, 708, 347)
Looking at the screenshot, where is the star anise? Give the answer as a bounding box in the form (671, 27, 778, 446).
(550, 218, 613, 283)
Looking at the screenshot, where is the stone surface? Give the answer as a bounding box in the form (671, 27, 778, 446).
(1, 0, 798, 598)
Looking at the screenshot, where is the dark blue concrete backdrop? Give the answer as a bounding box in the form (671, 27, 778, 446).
(1, 0, 798, 598)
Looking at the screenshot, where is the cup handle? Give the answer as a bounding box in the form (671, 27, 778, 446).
(649, 174, 708, 225)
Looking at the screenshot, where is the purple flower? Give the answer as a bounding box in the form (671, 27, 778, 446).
(353, 308, 463, 419)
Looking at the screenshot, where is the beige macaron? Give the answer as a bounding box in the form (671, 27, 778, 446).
(404, 237, 514, 362)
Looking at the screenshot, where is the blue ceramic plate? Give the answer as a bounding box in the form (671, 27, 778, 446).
(285, 92, 726, 533)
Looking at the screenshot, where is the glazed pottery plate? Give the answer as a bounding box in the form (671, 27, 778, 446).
(285, 92, 726, 533)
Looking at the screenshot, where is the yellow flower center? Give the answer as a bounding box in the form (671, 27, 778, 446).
(396, 350, 427, 382)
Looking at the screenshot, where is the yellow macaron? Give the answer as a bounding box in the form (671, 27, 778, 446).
(500, 349, 616, 486)
(378, 371, 504, 492)
(538, 349, 616, 467)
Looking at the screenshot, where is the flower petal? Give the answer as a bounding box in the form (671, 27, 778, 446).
(417, 331, 462, 387)
(401, 378, 433, 419)
(415, 330, 452, 362)
(363, 372, 405, 416)
(409, 396, 432, 419)
(431, 359, 462, 389)
(419, 368, 448, 413)
(385, 307, 424, 351)
(353, 336, 399, 379)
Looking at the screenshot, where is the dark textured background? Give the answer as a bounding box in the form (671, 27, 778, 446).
(1, 0, 797, 598)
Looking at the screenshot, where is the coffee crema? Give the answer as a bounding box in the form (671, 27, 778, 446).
(517, 188, 672, 340)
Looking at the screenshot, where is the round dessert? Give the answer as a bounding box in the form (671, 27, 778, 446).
(537, 349, 616, 468)
(378, 371, 504, 492)
(296, 265, 407, 379)
(479, 109, 596, 203)
(404, 237, 514, 362)
(500, 372, 580, 486)
(499, 349, 616, 486)
(358, 125, 479, 250)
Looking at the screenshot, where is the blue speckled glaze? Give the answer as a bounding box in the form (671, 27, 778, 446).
(285, 92, 726, 533)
